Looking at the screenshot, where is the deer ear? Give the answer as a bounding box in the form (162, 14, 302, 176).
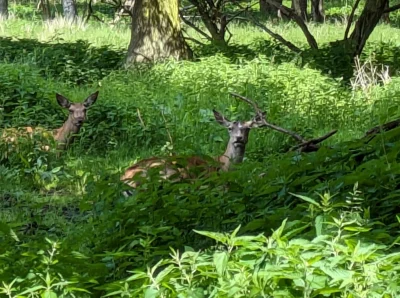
(213, 109, 231, 127)
(83, 91, 99, 107)
(56, 93, 71, 108)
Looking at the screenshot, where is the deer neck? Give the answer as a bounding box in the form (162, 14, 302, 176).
(54, 115, 81, 150)
(216, 140, 245, 171)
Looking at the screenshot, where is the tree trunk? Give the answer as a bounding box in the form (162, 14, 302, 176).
(0, 0, 8, 19)
(40, 0, 51, 20)
(292, 0, 307, 21)
(62, 0, 77, 20)
(260, 0, 282, 18)
(311, 0, 324, 23)
(349, 0, 388, 56)
(382, 0, 390, 23)
(126, 0, 192, 64)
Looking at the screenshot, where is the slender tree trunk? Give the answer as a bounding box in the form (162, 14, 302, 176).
(260, 0, 282, 18)
(292, 0, 307, 21)
(311, 0, 324, 23)
(62, 0, 77, 20)
(349, 0, 388, 56)
(126, 0, 192, 64)
(0, 0, 8, 19)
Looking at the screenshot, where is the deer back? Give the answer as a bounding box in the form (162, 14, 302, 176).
(121, 155, 221, 188)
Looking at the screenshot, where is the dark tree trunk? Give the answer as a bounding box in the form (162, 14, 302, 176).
(260, 0, 282, 18)
(292, 0, 307, 21)
(382, 0, 390, 23)
(0, 0, 8, 19)
(188, 0, 228, 46)
(62, 0, 77, 20)
(40, 0, 51, 20)
(126, 0, 192, 64)
(311, 0, 324, 22)
(349, 0, 388, 56)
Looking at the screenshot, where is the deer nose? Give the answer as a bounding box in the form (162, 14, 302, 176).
(236, 136, 244, 142)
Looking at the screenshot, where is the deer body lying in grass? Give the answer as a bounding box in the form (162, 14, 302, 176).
(1, 91, 99, 153)
(121, 109, 265, 194)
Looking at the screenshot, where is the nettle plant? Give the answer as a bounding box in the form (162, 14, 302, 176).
(97, 187, 400, 297)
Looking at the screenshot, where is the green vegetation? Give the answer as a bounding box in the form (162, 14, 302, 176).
(2, 1, 400, 297)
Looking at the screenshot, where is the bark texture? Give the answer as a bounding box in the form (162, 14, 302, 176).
(126, 0, 192, 64)
(382, 0, 390, 23)
(292, 0, 307, 21)
(311, 0, 324, 22)
(260, 0, 282, 18)
(0, 0, 8, 19)
(349, 0, 388, 56)
(62, 0, 77, 20)
(40, 0, 51, 20)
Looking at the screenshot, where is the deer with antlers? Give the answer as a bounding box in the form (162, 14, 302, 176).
(121, 92, 337, 195)
(1, 91, 99, 153)
(120, 108, 266, 193)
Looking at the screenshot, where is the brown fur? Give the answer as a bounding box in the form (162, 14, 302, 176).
(121, 110, 263, 191)
(1, 91, 99, 153)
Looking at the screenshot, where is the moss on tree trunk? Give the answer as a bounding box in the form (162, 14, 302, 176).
(126, 0, 192, 64)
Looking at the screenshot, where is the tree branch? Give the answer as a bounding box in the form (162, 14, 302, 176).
(365, 118, 400, 136)
(384, 3, 400, 13)
(179, 10, 212, 41)
(265, 0, 318, 49)
(233, 2, 301, 53)
(226, 1, 259, 25)
(236, 16, 301, 53)
(344, 0, 361, 40)
(184, 36, 206, 46)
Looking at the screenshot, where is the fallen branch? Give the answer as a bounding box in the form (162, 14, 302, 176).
(289, 129, 338, 152)
(365, 118, 400, 136)
(229, 92, 336, 152)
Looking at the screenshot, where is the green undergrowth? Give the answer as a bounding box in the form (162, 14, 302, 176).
(2, 130, 400, 296)
(2, 10, 400, 297)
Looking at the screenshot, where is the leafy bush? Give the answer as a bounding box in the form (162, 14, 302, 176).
(0, 37, 125, 85)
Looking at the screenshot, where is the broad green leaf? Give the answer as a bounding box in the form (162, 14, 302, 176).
(194, 230, 227, 244)
(213, 251, 228, 276)
(41, 291, 57, 298)
(144, 287, 158, 298)
(290, 193, 320, 207)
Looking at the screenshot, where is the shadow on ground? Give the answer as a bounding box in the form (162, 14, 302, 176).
(0, 37, 126, 85)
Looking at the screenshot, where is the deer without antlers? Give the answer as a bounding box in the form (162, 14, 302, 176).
(120, 108, 265, 193)
(1, 91, 99, 152)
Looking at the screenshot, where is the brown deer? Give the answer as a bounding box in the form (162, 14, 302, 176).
(1, 91, 99, 152)
(120, 109, 266, 194)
